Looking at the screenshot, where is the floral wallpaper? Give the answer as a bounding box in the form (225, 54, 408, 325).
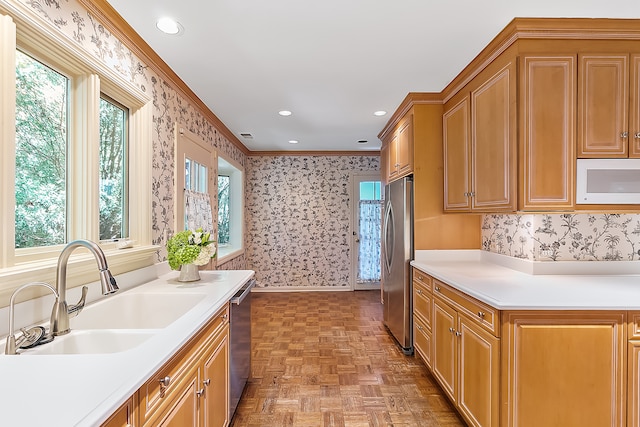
(482, 214, 640, 261)
(9, 0, 247, 267)
(245, 156, 379, 288)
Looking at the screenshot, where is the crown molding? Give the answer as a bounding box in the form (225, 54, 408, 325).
(79, 0, 250, 156)
(248, 150, 380, 157)
(378, 92, 442, 141)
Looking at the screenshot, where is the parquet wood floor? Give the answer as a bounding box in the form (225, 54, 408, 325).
(231, 290, 465, 427)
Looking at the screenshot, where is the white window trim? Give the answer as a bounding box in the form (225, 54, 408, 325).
(217, 154, 244, 264)
(0, 8, 156, 307)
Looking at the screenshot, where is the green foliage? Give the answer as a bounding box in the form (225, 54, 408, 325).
(218, 175, 230, 245)
(167, 228, 216, 270)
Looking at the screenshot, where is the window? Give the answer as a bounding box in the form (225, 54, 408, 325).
(217, 155, 244, 261)
(15, 50, 68, 248)
(99, 96, 128, 241)
(0, 13, 153, 299)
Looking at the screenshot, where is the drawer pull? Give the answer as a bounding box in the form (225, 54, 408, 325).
(449, 327, 454, 333)
(435, 286, 441, 292)
(222, 313, 228, 320)
(417, 325, 423, 331)
(159, 376, 172, 387)
(417, 275, 423, 281)
(477, 311, 485, 319)
(416, 289, 422, 295)
(203, 378, 211, 387)
(455, 331, 462, 337)
(196, 388, 205, 398)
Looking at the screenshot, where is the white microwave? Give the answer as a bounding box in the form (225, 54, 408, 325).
(577, 159, 640, 204)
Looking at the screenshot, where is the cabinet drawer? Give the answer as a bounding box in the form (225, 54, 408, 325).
(433, 279, 499, 337)
(138, 303, 229, 424)
(413, 280, 432, 329)
(414, 315, 431, 369)
(412, 268, 432, 292)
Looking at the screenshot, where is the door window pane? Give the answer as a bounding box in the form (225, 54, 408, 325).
(99, 96, 128, 240)
(15, 50, 68, 248)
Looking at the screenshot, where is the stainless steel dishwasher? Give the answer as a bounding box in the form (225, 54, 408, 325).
(229, 278, 254, 421)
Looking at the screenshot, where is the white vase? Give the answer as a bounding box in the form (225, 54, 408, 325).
(178, 263, 201, 282)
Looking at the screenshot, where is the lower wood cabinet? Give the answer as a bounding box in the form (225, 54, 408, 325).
(102, 304, 230, 427)
(502, 311, 626, 427)
(413, 267, 635, 427)
(102, 397, 137, 427)
(432, 292, 499, 427)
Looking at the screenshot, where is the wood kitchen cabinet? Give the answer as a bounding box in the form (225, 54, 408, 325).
(578, 53, 640, 158)
(431, 279, 500, 427)
(519, 54, 576, 209)
(129, 304, 230, 427)
(628, 311, 640, 426)
(443, 58, 517, 212)
(380, 113, 413, 183)
(102, 397, 138, 427)
(412, 268, 432, 368)
(502, 311, 626, 427)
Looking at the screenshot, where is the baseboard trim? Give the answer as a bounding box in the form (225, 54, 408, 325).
(252, 286, 352, 293)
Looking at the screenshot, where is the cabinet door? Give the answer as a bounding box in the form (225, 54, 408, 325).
(629, 341, 640, 427)
(630, 54, 640, 158)
(154, 372, 199, 427)
(432, 298, 457, 401)
(471, 61, 517, 211)
(414, 315, 432, 369)
(443, 95, 471, 211)
(578, 54, 629, 157)
(102, 397, 136, 427)
(201, 329, 230, 427)
(397, 114, 413, 177)
(388, 132, 399, 181)
(502, 311, 626, 427)
(457, 316, 499, 427)
(519, 55, 576, 210)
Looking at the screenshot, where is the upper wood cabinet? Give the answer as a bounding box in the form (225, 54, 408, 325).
(578, 53, 640, 158)
(381, 113, 414, 183)
(519, 55, 576, 210)
(444, 59, 517, 212)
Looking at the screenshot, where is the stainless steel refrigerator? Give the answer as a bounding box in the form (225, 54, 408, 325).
(382, 176, 414, 355)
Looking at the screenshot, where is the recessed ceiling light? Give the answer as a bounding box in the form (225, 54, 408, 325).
(279, 110, 292, 116)
(374, 110, 387, 117)
(288, 140, 299, 144)
(156, 17, 183, 35)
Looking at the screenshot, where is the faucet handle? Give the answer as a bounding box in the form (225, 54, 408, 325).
(68, 286, 88, 318)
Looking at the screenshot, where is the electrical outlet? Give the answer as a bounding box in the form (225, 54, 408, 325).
(540, 249, 553, 257)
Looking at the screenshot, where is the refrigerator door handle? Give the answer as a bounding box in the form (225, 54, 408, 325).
(383, 199, 394, 274)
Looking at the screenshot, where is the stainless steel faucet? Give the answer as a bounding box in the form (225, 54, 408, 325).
(50, 239, 119, 336)
(5, 282, 59, 355)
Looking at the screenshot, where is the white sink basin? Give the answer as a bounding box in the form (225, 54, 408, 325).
(70, 292, 205, 330)
(24, 330, 154, 355)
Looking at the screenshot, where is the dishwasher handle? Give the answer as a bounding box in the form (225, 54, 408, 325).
(230, 279, 255, 305)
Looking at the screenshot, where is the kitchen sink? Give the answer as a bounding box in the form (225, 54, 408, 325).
(69, 292, 205, 330)
(24, 330, 155, 355)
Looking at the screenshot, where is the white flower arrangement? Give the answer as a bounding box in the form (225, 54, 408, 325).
(167, 228, 216, 270)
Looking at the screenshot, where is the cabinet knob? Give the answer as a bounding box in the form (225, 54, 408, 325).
(159, 376, 172, 387)
(621, 131, 629, 138)
(417, 325, 423, 331)
(455, 331, 462, 337)
(222, 313, 228, 320)
(449, 327, 455, 333)
(635, 132, 640, 139)
(196, 388, 206, 398)
(434, 286, 441, 292)
(416, 289, 422, 295)
(477, 311, 485, 319)
(203, 378, 211, 387)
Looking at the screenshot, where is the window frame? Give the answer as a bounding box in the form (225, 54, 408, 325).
(217, 154, 244, 263)
(0, 10, 155, 306)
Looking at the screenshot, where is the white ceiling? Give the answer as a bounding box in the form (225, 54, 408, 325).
(105, 0, 640, 152)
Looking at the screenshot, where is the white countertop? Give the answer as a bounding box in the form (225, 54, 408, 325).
(412, 250, 640, 310)
(0, 268, 254, 427)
